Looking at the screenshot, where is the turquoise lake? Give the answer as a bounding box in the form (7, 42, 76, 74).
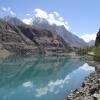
(0, 56, 94, 100)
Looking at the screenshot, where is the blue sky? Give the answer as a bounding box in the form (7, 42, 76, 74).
(0, 0, 100, 42)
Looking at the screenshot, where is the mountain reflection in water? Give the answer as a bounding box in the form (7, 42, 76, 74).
(0, 56, 94, 100)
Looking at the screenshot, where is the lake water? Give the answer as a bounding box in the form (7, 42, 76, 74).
(0, 56, 94, 100)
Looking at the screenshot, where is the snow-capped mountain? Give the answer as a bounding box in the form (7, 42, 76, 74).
(4, 16, 87, 50)
(88, 40, 95, 47)
(32, 17, 87, 49)
(4, 16, 23, 25)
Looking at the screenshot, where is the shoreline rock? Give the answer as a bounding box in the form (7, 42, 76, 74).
(67, 58, 100, 100)
(0, 49, 13, 58)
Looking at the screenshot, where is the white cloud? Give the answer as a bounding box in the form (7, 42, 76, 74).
(26, 13, 30, 16)
(35, 75, 70, 97)
(34, 8, 70, 30)
(10, 11, 16, 16)
(22, 18, 33, 25)
(48, 13, 55, 20)
(23, 8, 69, 29)
(35, 62, 94, 98)
(34, 9, 48, 19)
(80, 33, 96, 42)
(0, 7, 69, 29)
(0, 6, 16, 17)
(1, 7, 7, 11)
(53, 12, 59, 17)
(79, 63, 95, 71)
(59, 17, 64, 21)
(0, 6, 10, 12)
(22, 81, 33, 88)
(8, 7, 11, 11)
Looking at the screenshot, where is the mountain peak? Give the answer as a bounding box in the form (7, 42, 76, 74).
(32, 17, 87, 49)
(4, 16, 23, 25)
(88, 40, 95, 47)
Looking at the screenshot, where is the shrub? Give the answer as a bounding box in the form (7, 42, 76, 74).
(93, 46, 100, 61)
(76, 48, 88, 55)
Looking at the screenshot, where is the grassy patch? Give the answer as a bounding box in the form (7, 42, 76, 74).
(92, 46, 100, 61)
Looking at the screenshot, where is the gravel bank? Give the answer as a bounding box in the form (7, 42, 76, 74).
(67, 57, 100, 100)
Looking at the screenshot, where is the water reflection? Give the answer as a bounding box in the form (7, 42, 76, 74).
(35, 75, 70, 97)
(0, 56, 94, 100)
(0, 56, 84, 88)
(35, 63, 94, 98)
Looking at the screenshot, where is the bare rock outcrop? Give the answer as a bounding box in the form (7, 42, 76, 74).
(0, 19, 69, 55)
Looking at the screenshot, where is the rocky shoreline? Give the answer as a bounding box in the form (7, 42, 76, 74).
(67, 57, 100, 100)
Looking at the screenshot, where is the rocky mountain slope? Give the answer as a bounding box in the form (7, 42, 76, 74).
(95, 29, 100, 46)
(67, 30, 100, 100)
(32, 17, 87, 49)
(4, 16, 24, 25)
(88, 40, 95, 47)
(4, 16, 87, 49)
(0, 18, 70, 55)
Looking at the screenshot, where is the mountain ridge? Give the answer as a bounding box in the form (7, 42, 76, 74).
(4, 16, 87, 49)
(0, 18, 70, 55)
(0, 16, 88, 55)
(32, 17, 87, 49)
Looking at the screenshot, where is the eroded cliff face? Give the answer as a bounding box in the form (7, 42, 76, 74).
(0, 19, 69, 55)
(95, 30, 100, 46)
(33, 17, 87, 49)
